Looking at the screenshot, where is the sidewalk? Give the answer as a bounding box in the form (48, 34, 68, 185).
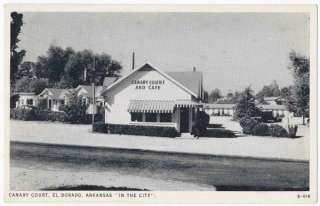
(10, 120, 309, 161)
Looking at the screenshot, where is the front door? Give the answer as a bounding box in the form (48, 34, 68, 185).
(180, 108, 189, 133)
(48, 99, 52, 110)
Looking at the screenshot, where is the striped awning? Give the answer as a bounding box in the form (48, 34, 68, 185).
(128, 100, 175, 113)
(175, 100, 203, 108)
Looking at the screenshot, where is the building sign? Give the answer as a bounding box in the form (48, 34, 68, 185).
(131, 80, 165, 90)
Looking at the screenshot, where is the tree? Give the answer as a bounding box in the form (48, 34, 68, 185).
(215, 91, 241, 104)
(208, 88, 222, 103)
(10, 12, 26, 89)
(234, 87, 261, 120)
(61, 90, 88, 123)
(29, 78, 49, 95)
(288, 51, 309, 124)
(256, 80, 281, 103)
(15, 76, 31, 93)
(45, 46, 74, 83)
(280, 86, 296, 113)
(34, 46, 123, 87)
(226, 92, 234, 100)
(16, 61, 36, 79)
(15, 77, 48, 95)
(203, 90, 209, 103)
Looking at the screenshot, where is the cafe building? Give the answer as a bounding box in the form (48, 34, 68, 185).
(100, 63, 204, 133)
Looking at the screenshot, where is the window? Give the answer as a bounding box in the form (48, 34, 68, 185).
(60, 100, 65, 105)
(160, 113, 172, 122)
(145, 113, 157, 122)
(26, 99, 33, 105)
(131, 112, 143, 122)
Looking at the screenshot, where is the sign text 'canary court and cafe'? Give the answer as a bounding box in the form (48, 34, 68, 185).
(131, 79, 165, 90)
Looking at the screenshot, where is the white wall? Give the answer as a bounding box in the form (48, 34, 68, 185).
(16, 94, 38, 107)
(103, 70, 192, 124)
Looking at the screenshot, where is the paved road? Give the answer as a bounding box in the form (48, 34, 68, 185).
(10, 141, 309, 191)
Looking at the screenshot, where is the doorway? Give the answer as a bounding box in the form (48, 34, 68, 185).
(180, 108, 189, 133)
(48, 99, 52, 110)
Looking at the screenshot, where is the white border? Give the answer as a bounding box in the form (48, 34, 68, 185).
(1, 2, 318, 205)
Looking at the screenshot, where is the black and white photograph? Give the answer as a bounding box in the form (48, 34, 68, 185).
(4, 4, 317, 204)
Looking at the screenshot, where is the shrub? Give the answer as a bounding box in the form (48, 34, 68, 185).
(192, 111, 210, 136)
(239, 117, 291, 138)
(10, 94, 19, 109)
(100, 124, 180, 138)
(234, 87, 261, 120)
(239, 117, 259, 134)
(61, 104, 88, 124)
(10, 107, 37, 121)
(48, 111, 67, 122)
(252, 123, 270, 136)
(93, 121, 107, 133)
(269, 124, 288, 137)
(33, 108, 50, 121)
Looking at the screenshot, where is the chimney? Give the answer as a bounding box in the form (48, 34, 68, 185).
(193, 66, 196, 72)
(132, 51, 135, 70)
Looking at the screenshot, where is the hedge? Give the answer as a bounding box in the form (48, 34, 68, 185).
(270, 124, 288, 137)
(252, 123, 270, 136)
(239, 116, 288, 137)
(93, 122, 180, 138)
(10, 107, 103, 124)
(239, 117, 259, 135)
(10, 107, 37, 121)
(93, 121, 108, 133)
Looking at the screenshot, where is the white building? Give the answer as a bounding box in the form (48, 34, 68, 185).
(75, 85, 103, 114)
(100, 63, 204, 133)
(203, 103, 235, 116)
(38, 88, 72, 111)
(15, 92, 38, 108)
(263, 96, 285, 106)
(258, 104, 287, 117)
(204, 103, 287, 118)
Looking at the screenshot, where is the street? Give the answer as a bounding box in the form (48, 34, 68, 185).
(10, 141, 309, 191)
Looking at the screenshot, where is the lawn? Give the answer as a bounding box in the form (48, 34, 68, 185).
(10, 119, 309, 160)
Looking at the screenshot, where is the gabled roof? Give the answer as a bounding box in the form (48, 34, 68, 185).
(101, 63, 201, 98)
(264, 96, 281, 101)
(13, 92, 36, 96)
(75, 85, 103, 97)
(258, 104, 287, 110)
(103, 77, 118, 87)
(166, 71, 203, 99)
(38, 88, 71, 99)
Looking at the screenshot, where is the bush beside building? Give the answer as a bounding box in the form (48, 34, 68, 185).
(93, 122, 180, 138)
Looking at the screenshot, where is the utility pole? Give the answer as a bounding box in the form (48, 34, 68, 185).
(92, 56, 96, 131)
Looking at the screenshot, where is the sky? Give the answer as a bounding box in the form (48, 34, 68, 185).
(18, 12, 309, 94)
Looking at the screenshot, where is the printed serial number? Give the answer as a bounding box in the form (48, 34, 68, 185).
(297, 194, 310, 199)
